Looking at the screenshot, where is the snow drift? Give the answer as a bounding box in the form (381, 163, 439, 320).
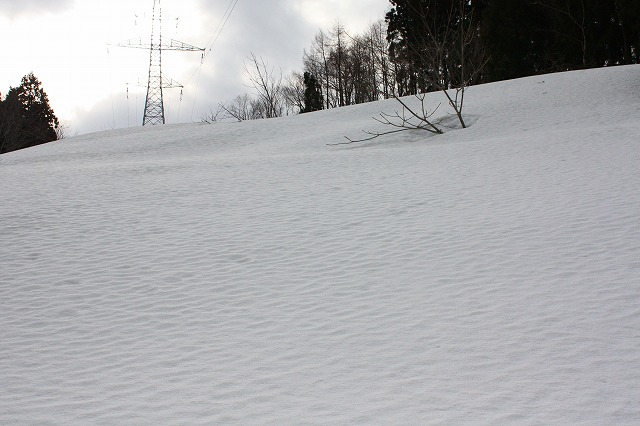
(1, 65, 640, 424)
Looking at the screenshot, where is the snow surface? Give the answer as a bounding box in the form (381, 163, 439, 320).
(1, 65, 640, 424)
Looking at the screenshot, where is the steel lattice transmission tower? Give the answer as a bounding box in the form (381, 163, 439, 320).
(115, 0, 204, 125)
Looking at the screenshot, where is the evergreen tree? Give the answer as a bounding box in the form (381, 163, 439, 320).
(0, 72, 59, 154)
(0, 93, 4, 153)
(481, 0, 546, 81)
(481, 0, 638, 81)
(386, 0, 434, 94)
(386, 0, 486, 94)
(302, 72, 323, 113)
(616, 0, 640, 63)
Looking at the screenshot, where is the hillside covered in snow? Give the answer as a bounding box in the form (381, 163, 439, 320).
(1, 65, 639, 424)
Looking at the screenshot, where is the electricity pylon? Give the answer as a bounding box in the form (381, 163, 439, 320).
(114, 0, 204, 125)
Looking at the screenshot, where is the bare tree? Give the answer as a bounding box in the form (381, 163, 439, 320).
(304, 23, 355, 109)
(282, 71, 305, 115)
(385, 0, 487, 129)
(329, 21, 349, 107)
(344, 21, 398, 104)
(405, 0, 487, 128)
(218, 94, 264, 122)
(243, 53, 285, 119)
(341, 1, 487, 145)
(347, 32, 377, 104)
(442, 0, 489, 128)
(55, 120, 71, 140)
(305, 30, 334, 109)
(200, 105, 225, 123)
(367, 20, 396, 99)
(302, 21, 397, 110)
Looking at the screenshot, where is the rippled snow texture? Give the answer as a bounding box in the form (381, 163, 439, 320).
(1, 66, 640, 424)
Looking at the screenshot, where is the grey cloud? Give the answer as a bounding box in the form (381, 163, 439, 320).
(0, 0, 75, 18)
(72, 0, 389, 134)
(79, 0, 313, 133)
(192, 0, 320, 109)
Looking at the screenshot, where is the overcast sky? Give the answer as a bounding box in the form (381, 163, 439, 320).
(0, 0, 390, 135)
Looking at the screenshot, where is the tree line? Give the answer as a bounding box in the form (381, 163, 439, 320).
(480, 0, 639, 81)
(206, 0, 638, 122)
(0, 72, 61, 155)
(2, 2, 637, 150)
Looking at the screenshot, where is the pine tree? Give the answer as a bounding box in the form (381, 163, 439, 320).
(0, 93, 5, 153)
(480, 0, 545, 81)
(302, 72, 323, 113)
(481, 0, 638, 81)
(616, 0, 640, 63)
(386, 0, 431, 94)
(0, 72, 59, 154)
(386, 0, 486, 94)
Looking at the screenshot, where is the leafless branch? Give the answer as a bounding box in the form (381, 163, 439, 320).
(329, 127, 411, 146)
(336, 93, 443, 145)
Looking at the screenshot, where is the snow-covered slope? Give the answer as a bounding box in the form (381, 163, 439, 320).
(1, 65, 639, 424)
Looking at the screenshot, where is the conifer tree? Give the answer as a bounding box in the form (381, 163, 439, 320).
(302, 72, 323, 113)
(616, 0, 640, 63)
(386, 0, 486, 94)
(0, 72, 59, 154)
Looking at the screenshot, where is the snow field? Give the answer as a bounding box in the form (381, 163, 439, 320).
(1, 65, 640, 424)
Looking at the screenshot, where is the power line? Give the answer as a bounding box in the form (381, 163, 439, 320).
(183, 0, 239, 86)
(203, 0, 239, 61)
(186, 0, 239, 121)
